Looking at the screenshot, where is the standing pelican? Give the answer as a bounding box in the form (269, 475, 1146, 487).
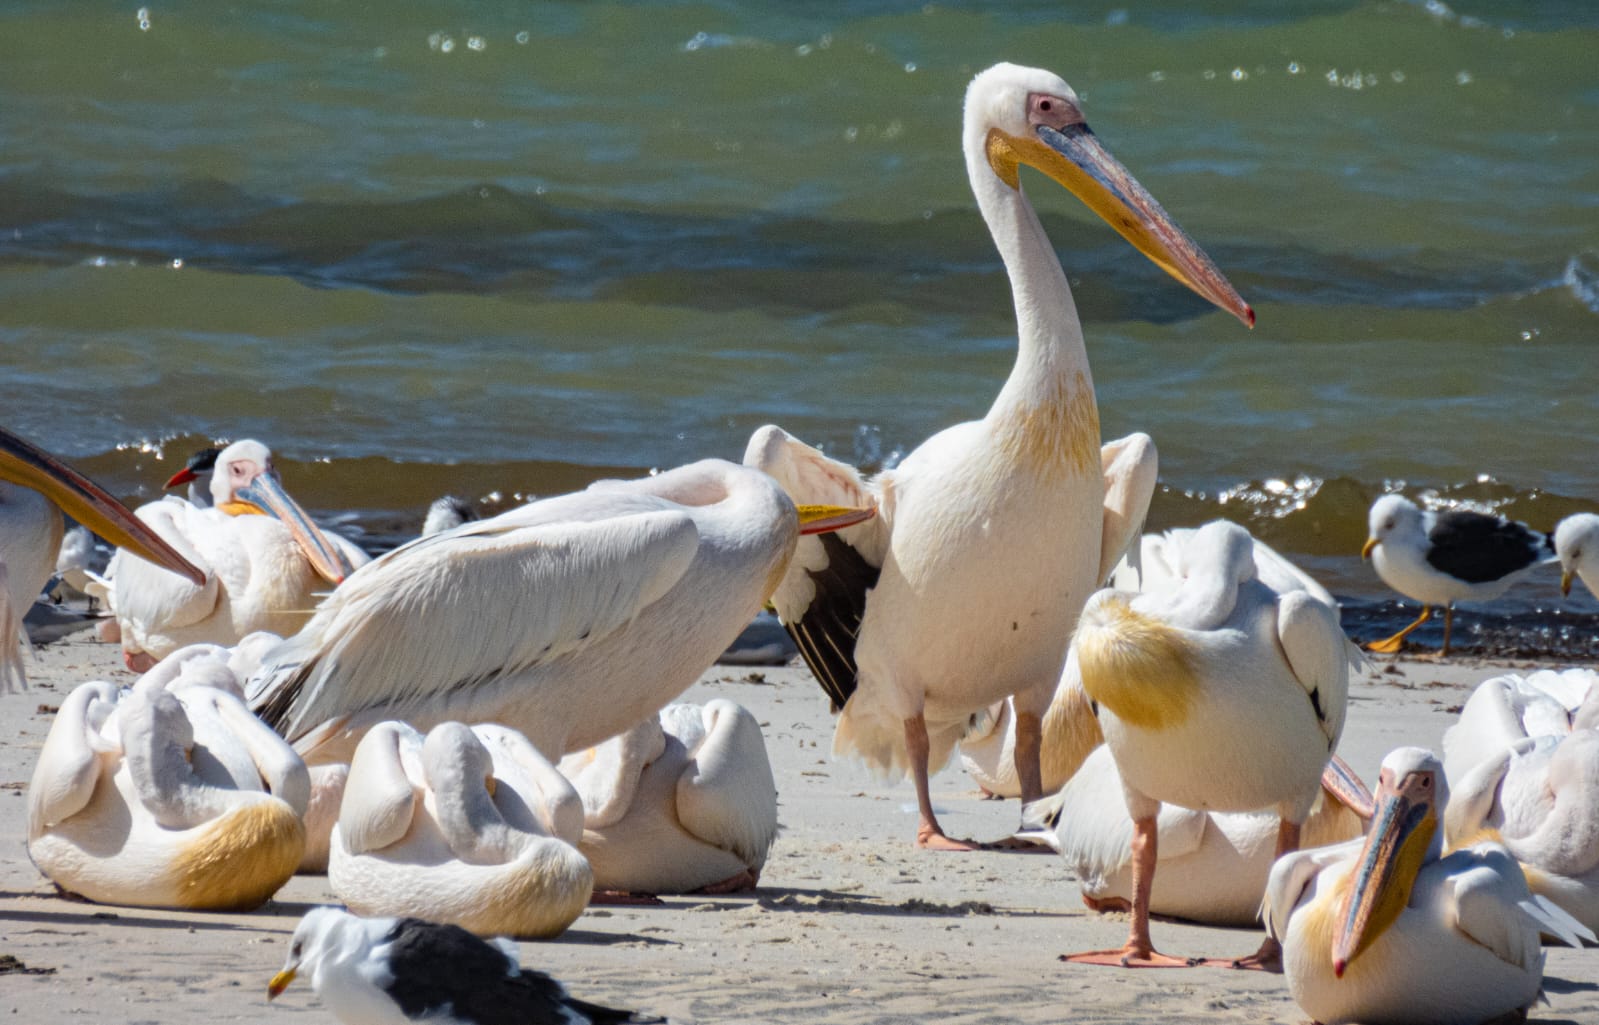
(99, 439, 367, 671)
(750, 63, 1250, 849)
(246, 459, 871, 868)
(1063, 520, 1356, 967)
(0, 427, 204, 690)
(1443, 669, 1599, 932)
(1265, 747, 1593, 1025)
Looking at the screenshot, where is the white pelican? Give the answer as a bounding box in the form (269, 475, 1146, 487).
(27, 665, 308, 910)
(268, 906, 666, 1025)
(329, 721, 591, 939)
(98, 439, 368, 671)
(751, 62, 1252, 851)
(1062, 519, 1356, 967)
(0, 427, 204, 690)
(246, 458, 871, 869)
(1443, 669, 1599, 932)
(1265, 747, 1593, 1025)
(1362, 493, 1554, 656)
(1024, 746, 1369, 926)
(559, 699, 778, 895)
(1554, 512, 1599, 601)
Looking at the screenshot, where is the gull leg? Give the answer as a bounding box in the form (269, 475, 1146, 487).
(1440, 604, 1455, 657)
(906, 713, 978, 851)
(1365, 605, 1431, 654)
(1061, 813, 1197, 967)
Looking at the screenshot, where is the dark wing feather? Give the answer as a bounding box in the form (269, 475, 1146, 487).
(784, 532, 880, 712)
(1426, 511, 1552, 584)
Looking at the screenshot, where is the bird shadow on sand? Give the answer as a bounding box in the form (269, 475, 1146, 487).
(549, 927, 680, 948)
(727, 885, 1075, 920)
(1540, 975, 1599, 996)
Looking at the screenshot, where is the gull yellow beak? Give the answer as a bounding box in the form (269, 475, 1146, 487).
(0, 427, 206, 587)
(795, 504, 876, 536)
(266, 967, 296, 999)
(1361, 537, 1378, 560)
(235, 472, 357, 585)
(1561, 568, 1573, 598)
(986, 118, 1253, 328)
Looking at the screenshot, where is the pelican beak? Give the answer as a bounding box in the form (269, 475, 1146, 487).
(1561, 568, 1573, 598)
(1361, 537, 1378, 560)
(1320, 754, 1376, 822)
(988, 115, 1253, 328)
(1330, 768, 1437, 977)
(234, 472, 357, 585)
(266, 967, 296, 999)
(795, 503, 877, 536)
(0, 427, 206, 587)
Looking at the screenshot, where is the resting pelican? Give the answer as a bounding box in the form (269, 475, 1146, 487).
(1062, 519, 1356, 967)
(98, 439, 368, 671)
(559, 700, 778, 895)
(1024, 746, 1369, 926)
(329, 721, 591, 939)
(246, 458, 871, 868)
(0, 427, 204, 690)
(27, 667, 308, 910)
(751, 63, 1250, 851)
(1555, 512, 1599, 601)
(1265, 747, 1593, 1025)
(1362, 493, 1554, 656)
(1443, 669, 1599, 932)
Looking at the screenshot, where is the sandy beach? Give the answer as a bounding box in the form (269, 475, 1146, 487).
(1, 631, 1594, 1024)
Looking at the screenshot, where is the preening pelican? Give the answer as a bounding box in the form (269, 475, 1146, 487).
(328, 721, 591, 939)
(751, 62, 1250, 851)
(98, 439, 368, 672)
(1555, 512, 1599, 601)
(1063, 519, 1357, 967)
(559, 700, 778, 895)
(1443, 669, 1599, 932)
(27, 665, 308, 910)
(1265, 747, 1594, 1025)
(0, 427, 204, 691)
(246, 458, 870, 869)
(1024, 747, 1369, 926)
(1362, 493, 1554, 656)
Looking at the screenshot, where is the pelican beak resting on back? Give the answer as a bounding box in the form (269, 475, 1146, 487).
(751, 62, 1250, 852)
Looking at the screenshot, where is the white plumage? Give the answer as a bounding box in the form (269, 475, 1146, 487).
(1555, 511, 1599, 601)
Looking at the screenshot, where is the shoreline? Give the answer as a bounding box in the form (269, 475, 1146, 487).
(2, 632, 1595, 1023)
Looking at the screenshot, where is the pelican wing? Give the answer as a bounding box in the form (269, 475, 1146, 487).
(0, 562, 28, 693)
(204, 687, 312, 816)
(27, 681, 120, 835)
(1275, 590, 1349, 750)
(105, 500, 221, 633)
(671, 700, 779, 869)
(558, 718, 666, 831)
(744, 425, 886, 711)
(1097, 433, 1157, 586)
(338, 722, 422, 855)
(252, 509, 701, 741)
(1443, 844, 1588, 965)
(475, 723, 584, 844)
(1262, 841, 1357, 942)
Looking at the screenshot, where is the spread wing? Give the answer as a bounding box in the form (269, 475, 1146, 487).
(745, 425, 886, 711)
(249, 507, 701, 742)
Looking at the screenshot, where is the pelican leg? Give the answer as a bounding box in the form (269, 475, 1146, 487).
(1060, 814, 1198, 967)
(984, 709, 1053, 850)
(1222, 819, 1297, 972)
(1365, 605, 1431, 654)
(905, 713, 978, 851)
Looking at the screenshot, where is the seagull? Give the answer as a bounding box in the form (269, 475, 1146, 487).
(1362, 493, 1554, 656)
(423, 495, 481, 537)
(1554, 512, 1599, 602)
(98, 439, 369, 671)
(268, 906, 666, 1025)
(751, 62, 1251, 852)
(1264, 747, 1594, 1025)
(0, 426, 204, 691)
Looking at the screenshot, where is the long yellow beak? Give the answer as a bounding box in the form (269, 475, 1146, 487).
(235, 472, 357, 585)
(0, 427, 206, 587)
(1361, 537, 1378, 560)
(266, 967, 296, 999)
(1330, 776, 1435, 977)
(795, 503, 876, 536)
(988, 124, 1254, 328)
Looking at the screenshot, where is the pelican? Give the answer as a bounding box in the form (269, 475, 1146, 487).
(1024, 746, 1369, 926)
(559, 700, 778, 895)
(751, 62, 1252, 850)
(1062, 519, 1356, 967)
(246, 458, 871, 869)
(1443, 669, 1599, 932)
(329, 721, 591, 939)
(1362, 493, 1554, 656)
(1555, 512, 1599, 601)
(1265, 747, 1593, 1025)
(27, 664, 308, 910)
(0, 426, 204, 690)
(98, 439, 368, 671)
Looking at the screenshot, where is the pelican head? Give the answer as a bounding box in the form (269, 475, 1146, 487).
(963, 62, 1253, 328)
(1554, 512, 1599, 599)
(208, 439, 356, 585)
(0, 426, 205, 586)
(1362, 493, 1421, 561)
(1331, 746, 1446, 978)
